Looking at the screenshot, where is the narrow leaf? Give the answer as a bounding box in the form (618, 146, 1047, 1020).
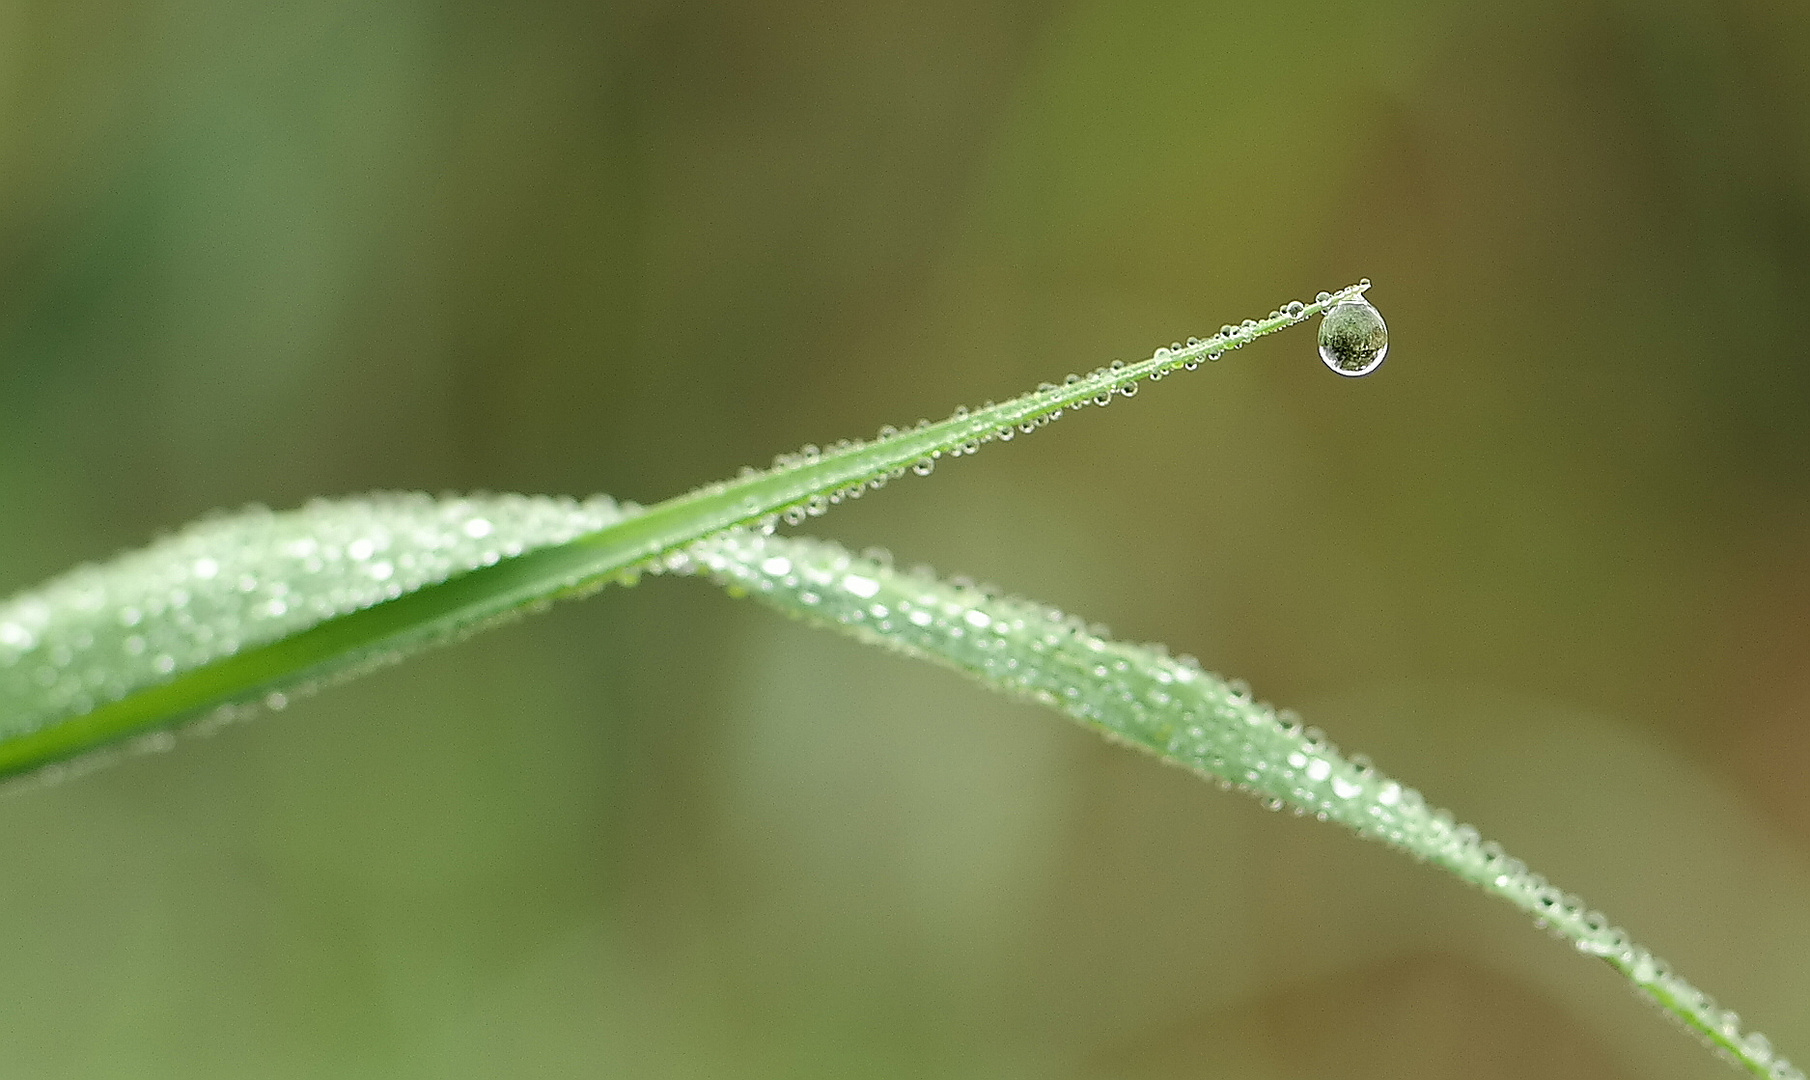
(684, 529, 1801, 1080)
(0, 285, 1367, 777)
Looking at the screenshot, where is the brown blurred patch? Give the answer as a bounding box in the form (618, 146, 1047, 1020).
(1726, 509, 1810, 843)
(1083, 953, 1636, 1080)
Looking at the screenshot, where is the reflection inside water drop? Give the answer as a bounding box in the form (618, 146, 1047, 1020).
(1317, 296, 1388, 376)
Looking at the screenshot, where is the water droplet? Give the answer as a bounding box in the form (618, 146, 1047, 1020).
(1284, 300, 1306, 318)
(1315, 291, 1332, 304)
(1318, 296, 1389, 377)
(911, 457, 935, 476)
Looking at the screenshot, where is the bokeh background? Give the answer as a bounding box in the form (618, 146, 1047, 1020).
(3, 1, 1809, 1077)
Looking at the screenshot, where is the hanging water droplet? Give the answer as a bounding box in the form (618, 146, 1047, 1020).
(911, 457, 935, 476)
(1317, 296, 1389, 377)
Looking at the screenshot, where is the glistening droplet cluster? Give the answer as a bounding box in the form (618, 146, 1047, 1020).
(686, 529, 1799, 1080)
(0, 494, 630, 739)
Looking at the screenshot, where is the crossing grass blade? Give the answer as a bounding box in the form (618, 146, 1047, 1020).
(0, 285, 1367, 779)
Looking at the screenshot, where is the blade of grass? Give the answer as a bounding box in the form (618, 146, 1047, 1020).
(0, 284, 1367, 779)
(683, 528, 1802, 1080)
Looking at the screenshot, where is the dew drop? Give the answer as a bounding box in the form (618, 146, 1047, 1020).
(1284, 300, 1306, 318)
(911, 457, 935, 476)
(1317, 296, 1389, 377)
(1315, 291, 1332, 304)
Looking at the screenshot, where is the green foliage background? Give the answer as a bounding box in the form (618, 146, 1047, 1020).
(3, 1, 1809, 1076)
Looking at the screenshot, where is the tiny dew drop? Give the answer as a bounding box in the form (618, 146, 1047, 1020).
(1317, 296, 1389, 377)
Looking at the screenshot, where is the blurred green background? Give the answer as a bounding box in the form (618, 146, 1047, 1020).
(3, 1, 1809, 1076)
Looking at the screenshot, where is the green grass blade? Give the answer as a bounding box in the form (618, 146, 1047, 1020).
(684, 529, 1800, 1080)
(0, 285, 1366, 779)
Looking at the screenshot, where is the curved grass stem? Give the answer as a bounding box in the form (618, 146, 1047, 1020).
(685, 529, 1800, 1080)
